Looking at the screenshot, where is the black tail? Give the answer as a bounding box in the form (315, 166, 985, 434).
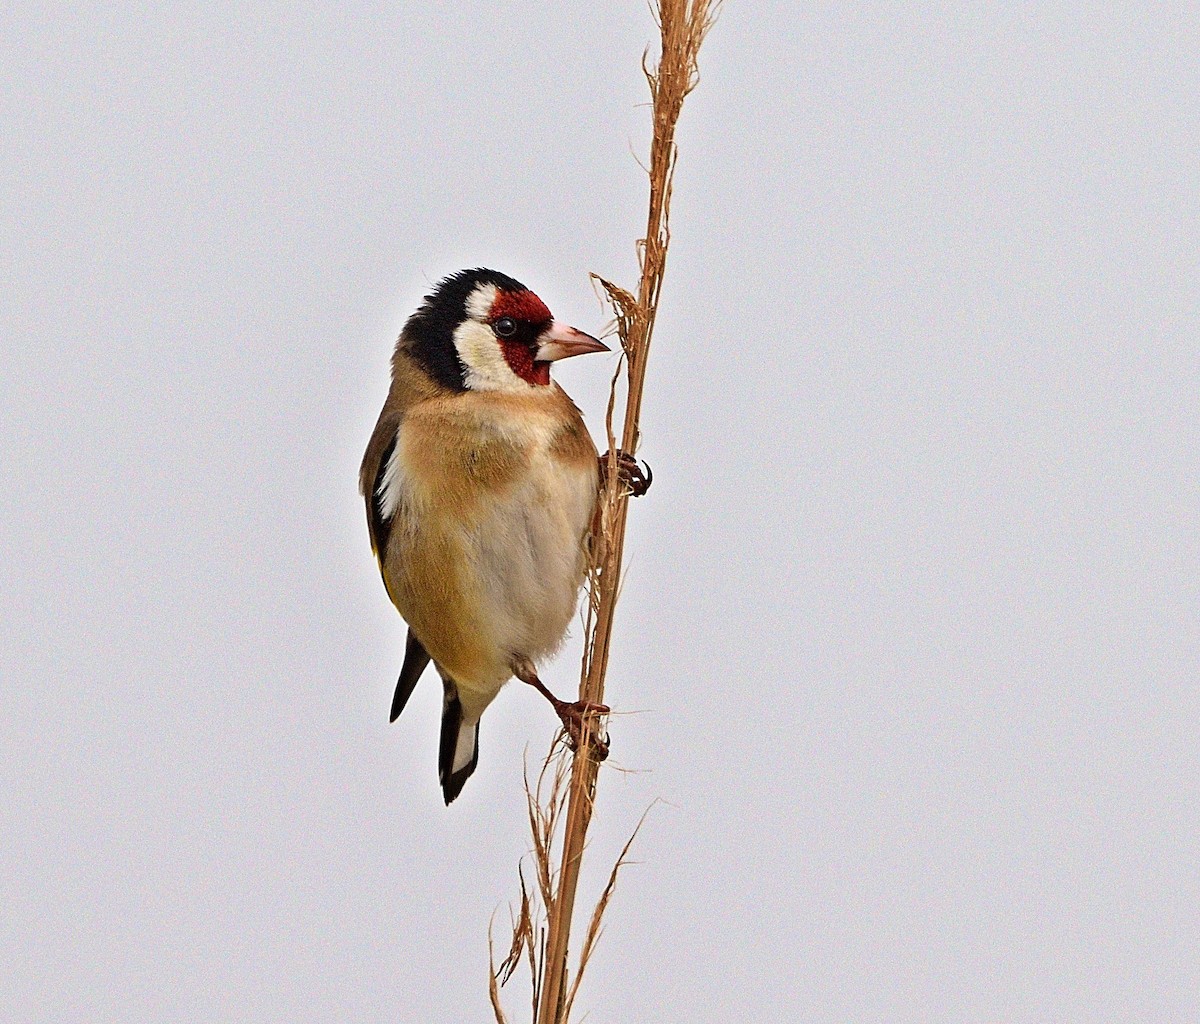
(438, 679, 479, 805)
(390, 628, 430, 722)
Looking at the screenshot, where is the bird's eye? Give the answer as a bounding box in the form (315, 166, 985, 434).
(492, 317, 517, 338)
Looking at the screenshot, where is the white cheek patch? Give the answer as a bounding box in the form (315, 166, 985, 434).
(453, 319, 531, 393)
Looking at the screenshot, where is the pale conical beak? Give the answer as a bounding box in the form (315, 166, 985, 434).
(535, 321, 610, 362)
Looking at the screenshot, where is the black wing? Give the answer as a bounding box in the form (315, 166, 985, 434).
(362, 417, 432, 721)
(366, 433, 397, 567)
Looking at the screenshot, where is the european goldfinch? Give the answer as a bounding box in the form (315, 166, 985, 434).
(361, 268, 629, 804)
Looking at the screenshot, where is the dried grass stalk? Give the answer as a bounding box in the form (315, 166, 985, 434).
(491, 746, 571, 1024)
(491, 3, 720, 1022)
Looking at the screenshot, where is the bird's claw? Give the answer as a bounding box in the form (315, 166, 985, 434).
(554, 699, 611, 761)
(600, 450, 652, 498)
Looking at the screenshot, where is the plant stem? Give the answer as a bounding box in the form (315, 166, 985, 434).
(533, 4, 718, 1021)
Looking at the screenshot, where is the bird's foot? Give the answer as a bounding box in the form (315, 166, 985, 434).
(512, 657, 611, 760)
(599, 450, 652, 498)
(551, 698, 611, 761)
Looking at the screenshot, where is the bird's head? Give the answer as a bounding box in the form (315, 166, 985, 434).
(401, 268, 608, 393)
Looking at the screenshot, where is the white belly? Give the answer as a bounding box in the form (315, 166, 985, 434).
(381, 389, 599, 709)
(468, 451, 595, 672)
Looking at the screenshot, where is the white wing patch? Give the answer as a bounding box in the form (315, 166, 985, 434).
(377, 432, 408, 522)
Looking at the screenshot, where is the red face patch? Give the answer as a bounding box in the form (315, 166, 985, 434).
(499, 340, 551, 386)
(490, 288, 554, 386)
(489, 288, 552, 325)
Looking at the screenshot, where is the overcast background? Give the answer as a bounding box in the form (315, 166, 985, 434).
(3, 3, 1198, 1022)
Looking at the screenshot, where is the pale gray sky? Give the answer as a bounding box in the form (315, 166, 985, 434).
(2, 3, 1197, 1022)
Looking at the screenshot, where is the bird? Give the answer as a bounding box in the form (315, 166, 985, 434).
(360, 268, 649, 804)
